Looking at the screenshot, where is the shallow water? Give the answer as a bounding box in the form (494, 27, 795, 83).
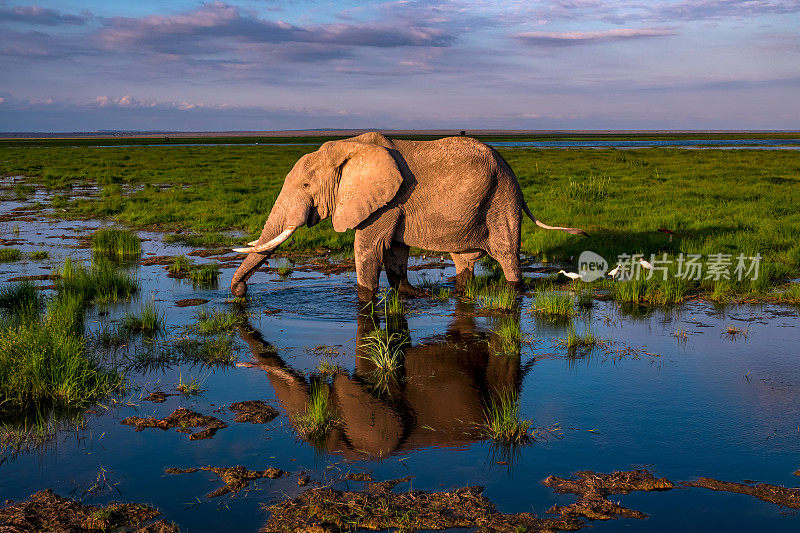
(1, 194, 800, 531)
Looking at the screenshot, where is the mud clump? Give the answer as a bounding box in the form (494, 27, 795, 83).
(344, 472, 373, 482)
(166, 466, 286, 498)
(229, 400, 279, 424)
(121, 407, 227, 440)
(0, 489, 178, 532)
(6, 274, 59, 282)
(543, 470, 674, 521)
(682, 477, 800, 510)
(140, 255, 177, 266)
(141, 390, 178, 404)
(188, 249, 228, 258)
(174, 298, 210, 308)
(262, 478, 581, 533)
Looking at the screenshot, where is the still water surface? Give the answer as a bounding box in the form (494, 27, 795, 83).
(0, 197, 799, 531)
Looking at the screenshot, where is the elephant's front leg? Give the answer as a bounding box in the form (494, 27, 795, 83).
(385, 242, 427, 297)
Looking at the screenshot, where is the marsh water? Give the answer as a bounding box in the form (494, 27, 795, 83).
(1, 192, 800, 531)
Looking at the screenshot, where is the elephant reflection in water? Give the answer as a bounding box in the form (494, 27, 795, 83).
(236, 301, 526, 458)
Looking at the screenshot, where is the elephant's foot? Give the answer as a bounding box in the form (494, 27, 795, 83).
(507, 279, 524, 294)
(453, 270, 474, 294)
(357, 283, 377, 303)
(231, 281, 248, 297)
(397, 280, 428, 298)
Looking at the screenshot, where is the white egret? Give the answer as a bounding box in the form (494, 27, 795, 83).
(639, 258, 654, 270)
(558, 270, 582, 281)
(607, 265, 621, 278)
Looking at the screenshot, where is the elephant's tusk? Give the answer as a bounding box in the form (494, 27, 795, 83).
(232, 227, 297, 254)
(247, 239, 259, 246)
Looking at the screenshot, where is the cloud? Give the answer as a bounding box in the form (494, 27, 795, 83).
(0, 5, 87, 25)
(650, 0, 800, 22)
(513, 28, 676, 46)
(96, 1, 454, 57)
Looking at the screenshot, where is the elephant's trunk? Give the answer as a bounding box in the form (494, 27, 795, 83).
(230, 191, 309, 296)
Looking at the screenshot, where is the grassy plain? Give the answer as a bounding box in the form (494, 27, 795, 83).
(1, 137, 799, 293)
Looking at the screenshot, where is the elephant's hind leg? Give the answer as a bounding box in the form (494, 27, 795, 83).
(490, 250, 523, 292)
(451, 251, 485, 293)
(385, 242, 426, 297)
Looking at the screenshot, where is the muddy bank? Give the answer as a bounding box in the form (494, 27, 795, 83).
(121, 408, 227, 440)
(165, 466, 286, 498)
(174, 298, 209, 307)
(543, 470, 674, 521)
(229, 400, 279, 424)
(262, 477, 582, 533)
(0, 489, 178, 532)
(682, 477, 800, 510)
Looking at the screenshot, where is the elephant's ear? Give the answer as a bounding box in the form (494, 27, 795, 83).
(331, 142, 403, 232)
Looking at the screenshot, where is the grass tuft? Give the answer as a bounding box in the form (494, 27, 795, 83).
(188, 263, 220, 286)
(294, 381, 339, 441)
(477, 283, 518, 310)
(121, 300, 165, 335)
(191, 308, 247, 335)
(532, 291, 575, 319)
(28, 250, 49, 260)
(483, 388, 533, 444)
(0, 281, 42, 316)
(55, 258, 138, 304)
(359, 328, 406, 373)
(493, 317, 523, 354)
(91, 228, 141, 260)
(0, 297, 123, 416)
(0, 248, 22, 262)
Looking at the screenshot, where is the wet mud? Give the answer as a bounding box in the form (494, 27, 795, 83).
(165, 466, 286, 498)
(0, 489, 178, 532)
(543, 470, 674, 521)
(229, 400, 279, 424)
(262, 477, 582, 533)
(682, 477, 800, 510)
(121, 408, 227, 440)
(141, 391, 178, 404)
(174, 298, 209, 308)
(343, 472, 373, 482)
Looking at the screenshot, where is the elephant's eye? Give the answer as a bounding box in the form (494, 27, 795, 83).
(302, 182, 310, 189)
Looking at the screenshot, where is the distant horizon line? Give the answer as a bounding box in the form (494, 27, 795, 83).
(2, 128, 799, 139)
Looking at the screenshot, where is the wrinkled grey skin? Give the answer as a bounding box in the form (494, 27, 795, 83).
(231, 132, 586, 300)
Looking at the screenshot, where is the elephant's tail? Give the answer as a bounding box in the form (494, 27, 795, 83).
(520, 200, 589, 236)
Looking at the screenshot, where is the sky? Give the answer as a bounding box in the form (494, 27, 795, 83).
(1, 0, 798, 132)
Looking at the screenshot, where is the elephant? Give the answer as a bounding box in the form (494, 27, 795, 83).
(231, 132, 586, 300)
(235, 300, 529, 458)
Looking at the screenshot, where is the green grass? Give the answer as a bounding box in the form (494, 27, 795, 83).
(532, 291, 575, 319)
(561, 329, 599, 350)
(55, 258, 138, 304)
(381, 289, 405, 317)
(0, 281, 41, 316)
(0, 248, 22, 262)
(434, 287, 452, 301)
(1, 143, 799, 293)
(777, 283, 800, 304)
(493, 317, 523, 354)
(175, 374, 202, 396)
(188, 263, 220, 286)
(169, 255, 192, 274)
(294, 381, 339, 441)
(121, 300, 165, 335)
(90, 228, 141, 259)
(476, 283, 518, 310)
(191, 308, 247, 335)
(359, 328, 406, 372)
(483, 388, 533, 444)
(28, 250, 49, 260)
(612, 278, 650, 304)
(0, 294, 123, 416)
(317, 360, 345, 376)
